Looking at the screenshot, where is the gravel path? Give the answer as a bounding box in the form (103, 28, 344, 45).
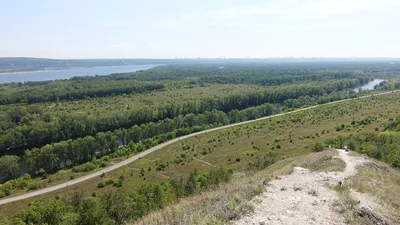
(234, 150, 369, 225)
(0, 90, 397, 206)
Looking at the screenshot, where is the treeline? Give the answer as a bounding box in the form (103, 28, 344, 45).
(0, 168, 234, 224)
(326, 116, 400, 168)
(371, 80, 400, 91)
(198, 72, 371, 86)
(0, 81, 164, 105)
(24, 104, 276, 175)
(284, 91, 358, 109)
(0, 79, 367, 154)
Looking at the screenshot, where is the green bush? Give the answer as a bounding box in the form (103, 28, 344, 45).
(348, 141, 357, 151)
(0, 190, 5, 198)
(97, 179, 114, 188)
(113, 179, 123, 187)
(72, 162, 97, 173)
(27, 182, 41, 190)
(312, 142, 324, 152)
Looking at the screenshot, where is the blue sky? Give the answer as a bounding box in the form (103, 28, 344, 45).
(0, 0, 399, 58)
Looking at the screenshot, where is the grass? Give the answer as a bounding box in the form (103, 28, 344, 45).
(1, 91, 400, 214)
(328, 151, 400, 224)
(348, 159, 400, 223)
(331, 187, 360, 224)
(298, 149, 346, 172)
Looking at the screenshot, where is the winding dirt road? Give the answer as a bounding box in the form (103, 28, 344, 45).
(0, 90, 398, 206)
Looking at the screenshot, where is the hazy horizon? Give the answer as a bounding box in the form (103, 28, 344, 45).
(1, 0, 399, 59)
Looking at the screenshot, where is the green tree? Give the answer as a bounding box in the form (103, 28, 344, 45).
(104, 192, 135, 225)
(0, 155, 20, 182)
(185, 171, 198, 195)
(21, 200, 76, 225)
(77, 198, 111, 225)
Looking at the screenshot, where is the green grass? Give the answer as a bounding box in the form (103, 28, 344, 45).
(1, 91, 400, 214)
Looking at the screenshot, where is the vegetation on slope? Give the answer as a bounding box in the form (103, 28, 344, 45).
(327, 116, 400, 168)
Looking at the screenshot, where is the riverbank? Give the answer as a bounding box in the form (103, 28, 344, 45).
(0, 64, 161, 83)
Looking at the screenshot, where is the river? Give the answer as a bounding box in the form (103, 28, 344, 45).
(353, 79, 385, 93)
(0, 64, 161, 84)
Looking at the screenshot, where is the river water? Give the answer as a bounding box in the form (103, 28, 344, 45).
(353, 79, 385, 92)
(0, 64, 161, 84)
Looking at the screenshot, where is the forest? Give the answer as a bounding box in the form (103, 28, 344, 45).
(0, 62, 400, 224)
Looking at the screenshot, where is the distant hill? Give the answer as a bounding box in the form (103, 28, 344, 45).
(0, 58, 174, 72)
(1, 57, 399, 72)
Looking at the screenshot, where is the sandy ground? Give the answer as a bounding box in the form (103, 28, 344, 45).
(234, 150, 372, 225)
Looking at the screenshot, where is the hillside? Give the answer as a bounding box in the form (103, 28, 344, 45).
(135, 149, 400, 225)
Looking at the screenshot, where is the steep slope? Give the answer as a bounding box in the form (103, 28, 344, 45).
(234, 150, 394, 225)
(134, 149, 399, 225)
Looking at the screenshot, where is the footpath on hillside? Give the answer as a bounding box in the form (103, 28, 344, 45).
(234, 150, 390, 225)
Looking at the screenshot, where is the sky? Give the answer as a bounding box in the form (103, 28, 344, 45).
(0, 0, 399, 59)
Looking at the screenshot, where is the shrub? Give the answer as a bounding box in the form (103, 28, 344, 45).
(41, 173, 49, 180)
(97, 179, 114, 188)
(113, 179, 123, 187)
(312, 142, 324, 152)
(235, 158, 241, 162)
(99, 161, 107, 167)
(27, 182, 41, 190)
(72, 162, 97, 173)
(348, 141, 357, 151)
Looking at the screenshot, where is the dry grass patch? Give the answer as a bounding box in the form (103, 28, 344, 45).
(131, 175, 262, 225)
(349, 160, 400, 223)
(331, 186, 361, 224)
(290, 149, 346, 172)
